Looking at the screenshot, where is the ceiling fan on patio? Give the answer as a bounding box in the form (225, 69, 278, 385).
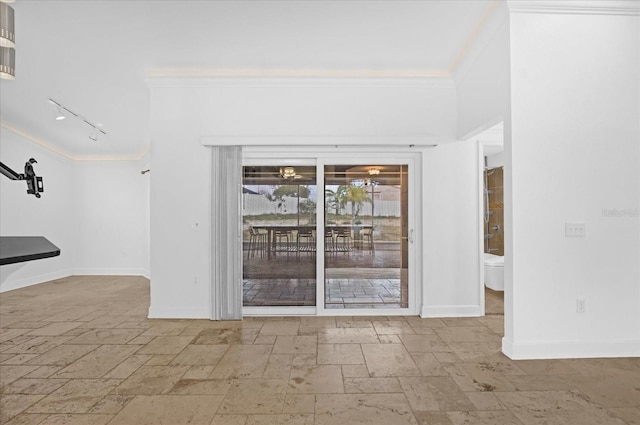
(280, 167, 303, 180)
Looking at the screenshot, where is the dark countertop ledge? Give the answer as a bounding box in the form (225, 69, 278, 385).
(0, 236, 61, 266)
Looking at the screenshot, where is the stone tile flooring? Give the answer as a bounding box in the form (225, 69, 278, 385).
(485, 287, 504, 316)
(1, 276, 638, 425)
(324, 276, 402, 309)
(243, 248, 404, 307)
(243, 279, 317, 306)
(242, 273, 403, 308)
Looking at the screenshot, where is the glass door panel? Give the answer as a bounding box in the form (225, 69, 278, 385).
(324, 165, 408, 309)
(242, 165, 317, 306)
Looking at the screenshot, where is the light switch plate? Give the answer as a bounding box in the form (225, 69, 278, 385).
(565, 222, 586, 237)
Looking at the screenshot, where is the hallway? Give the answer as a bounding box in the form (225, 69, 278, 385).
(0, 276, 638, 425)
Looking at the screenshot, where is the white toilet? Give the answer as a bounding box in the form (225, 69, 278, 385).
(484, 253, 504, 291)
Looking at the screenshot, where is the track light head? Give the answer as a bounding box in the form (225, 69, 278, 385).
(55, 105, 66, 121)
(89, 127, 100, 141)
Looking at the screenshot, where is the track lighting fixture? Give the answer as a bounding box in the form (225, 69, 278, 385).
(54, 105, 66, 121)
(89, 127, 100, 141)
(49, 98, 107, 141)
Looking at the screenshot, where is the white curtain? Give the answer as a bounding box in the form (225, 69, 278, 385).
(210, 146, 242, 320)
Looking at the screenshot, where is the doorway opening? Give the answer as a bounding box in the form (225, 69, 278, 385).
(474, 121, 505, 318)
(240, 151, 419, 316)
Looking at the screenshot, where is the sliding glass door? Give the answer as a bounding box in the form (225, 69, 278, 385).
(242, 165, 317, 307)
(323, 164, 409, 310)
(241, 152, 417, 315)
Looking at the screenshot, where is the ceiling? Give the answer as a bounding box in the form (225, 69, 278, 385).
(0, 0, 494, 159)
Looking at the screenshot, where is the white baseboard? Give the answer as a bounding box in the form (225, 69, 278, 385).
(148, 305, 210, 319)
(0, 268, 150, 293)
(0, 269, 73, 293)
(420, 304, 483, 318)
(73, 268, 149, 276)
(502, 336, 640, 360)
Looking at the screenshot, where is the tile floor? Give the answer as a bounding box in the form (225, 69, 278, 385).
(243, 247, 406, 308)
(243, 279, 317, 306)
(242, 273, 403, 308)
(1, 276, 638, 425)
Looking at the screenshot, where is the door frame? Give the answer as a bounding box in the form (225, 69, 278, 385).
(241, 146, 422, 317)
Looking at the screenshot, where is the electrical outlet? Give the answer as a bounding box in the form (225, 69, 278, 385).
(576, 298, 586, 313)
(565, 222, 586, 237)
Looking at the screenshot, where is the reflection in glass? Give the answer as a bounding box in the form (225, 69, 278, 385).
(324, 165, 408, 309)
(242, 166, 317, 306)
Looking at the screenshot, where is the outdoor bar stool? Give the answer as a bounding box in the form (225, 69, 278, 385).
(334, 227, 351, 254)
(297, 228, 315, 255)
(247, 226, 267, 258)
(324, 229, 335, 255)
(274, 228, 292, 257)
(362, 227, 375, 253)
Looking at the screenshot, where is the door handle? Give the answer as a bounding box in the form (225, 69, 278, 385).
(409, 229, 414, 244)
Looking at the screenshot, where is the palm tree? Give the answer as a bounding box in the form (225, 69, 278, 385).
(335, 185, 349, 215)
(325, 186, 348, 216)
(345, 186, 371, 222)
(325, 188, 337, 216)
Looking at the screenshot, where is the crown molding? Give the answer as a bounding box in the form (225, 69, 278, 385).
(507, 0, 640, 16)
(452, 1, 509, 84)
(145, 74, 456, 89)
(1, 121, 75, 160)
(1, 121, 149, 162)
(71, 147, 150, 162)
(449, 1, 504, 75)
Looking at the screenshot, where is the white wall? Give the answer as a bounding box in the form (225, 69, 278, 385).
(486, 152, 504, 168)
(148, 79, 459, 318)
(0, 128, 150, 292)
(504, 10, 640, 358)
(422, 140, 482, 317)
(74, 161, 150, 276)
(0, 128, 76, 291)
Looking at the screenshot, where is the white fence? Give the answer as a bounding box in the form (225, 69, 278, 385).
(242, 194, 400, 217)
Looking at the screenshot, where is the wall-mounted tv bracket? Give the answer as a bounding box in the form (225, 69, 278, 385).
(0, 158, 44, 198)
